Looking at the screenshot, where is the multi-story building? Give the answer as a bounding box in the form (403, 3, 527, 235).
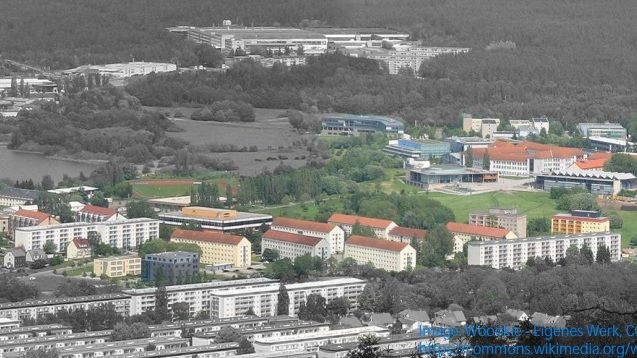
(271, 217, 345, 254)
(0, 294, 131, 321)
(63, 62, 177, 78)
(551, 210, 610, 234)
(469, 208, 527, 238)
(387, 226, 427, 244)
(159, 206, 272, 232)
(13, 218, 160, 253)
(530, 117, 550, 133)
(147, 196, 191, 213)
(0, 324, 72, 341)
(383, 139, 451, 160)
(446, 136, 494, 154)
(577, 122, 627, 139)
(447, 222, 517, 253)
(8, 209, 59, 237)
(344, 235, 416, 272)
(142, 251, 200, 284)
(308, 27, 409, 48)
(468, 232, 621, 269)
(328, 214, 397, 239)
(261, 229, 331, 260)
(170, 229, 251, 268)
(351, 45, 469, 75)
(480, 119, 499, 139)
(535, 170, 637, 195)
(509, 120, 531, 129)
(75, 204, 119, 223)
(321, 115, 405, 136)
(461, 114, 500, 136)
(286, 277, 366, 316)
(56, 337, 188, 358)
(93, 256, 141, 278)
(66, 238, 92, 259)
(0, 188, 40, 207)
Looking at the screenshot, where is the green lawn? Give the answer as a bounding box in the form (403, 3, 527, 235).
(64, 265, 93, 277)
(132, 183, 193, 199)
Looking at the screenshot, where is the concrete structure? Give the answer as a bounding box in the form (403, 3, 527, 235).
(447, 222, 517, 253)
(344, 235, 416, 271)
(55, 336, 188, 358)
(147, 196, 191, 213)
(66, 238, 92, 259)
(93, 255, 141, 278)
(170, 229, 251, 268)
(327, 213, 397, 239)
(468, 232, 621, 269)
(387, 226, 427, 244)
(0, 187, 40, 207)
(405, 163, 498, 189)
(469, 208, 527, 238)
(461, 114, 500, 137)
(318, 332, 448, 358)
(8, 209, 58, 237)
(321, 115, 405, 136)
(142, 251, 200, 284)
(480, 119, 499, 139)
(0, 294, 131, 321)
(3, 248, 26, 268)
(551, 210, 610, 234)
(261, 229, 331, 260)
(14, 218, 160, 253)
(535, 169, 637, 195)
(0, 318, 20, 330)
(577, 122, 627, 139)
(349, 45, 469, 75)
(446, 136, 493, 153)
(271, 217, 345, 254)
(383, 139, 451, 160)
(75, 204, 119, 222)
(308, 27, 409, 48)
(47, 186, 99, 196)
(587, 136, 635, 152)
(0, 330, 112, 355)
(63, 62, 177, 78)
(159, 206, 272, 232)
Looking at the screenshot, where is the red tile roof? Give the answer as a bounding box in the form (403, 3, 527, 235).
(171, 229, 245, 245)
(71, 238, 90, 249)
(272, 217, 337, 233)
(574, 152, 612, 170)
(13, 209, 52, 223)
(80, 204, 117, 217)
(389, 226, 428, 239)
(263, 229, 324, 247)
(471, 140, 583, 162)
(328, 213, 395, 229)
(446, 222, 510, 238)
(346, 235, 409, 252)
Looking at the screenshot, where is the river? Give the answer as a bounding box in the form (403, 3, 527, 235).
(0, 146, 98, 183)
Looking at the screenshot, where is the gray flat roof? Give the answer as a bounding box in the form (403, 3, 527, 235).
(308, 27, 409, 35)
(409, 164, 497, 176)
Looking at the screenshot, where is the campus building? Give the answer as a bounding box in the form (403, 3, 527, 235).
(0, 188, 40, 207)
(569, 152, 613, 171)
(344, 235, 416, 271)
(551, 211, 610, 234)
(447, 222, 517, 253)
(327, 213, 397, 239)
(469, 208, 527, 238)
(468, 232, 621, 269)
(63, 62, 177, 78)
(321, 115, 405, 136)
(309, 27, 409, 48)
(170, 228, 251, 268)
(576, 122, 627, 139)
(383, 139, 451, 160)
(535, 170, 637, 195)
(142, 251, 200, 284)
(8, 209, 58, 237)
(271, 217, 345, 254)
(147, 196, 191, 213)
(159, 206, 272, 232)
(75, 204, 119, 223)
(93, 256, 142, 278)
(261, 229, 331, 260)
(13, 218, 160, 253)
(405, 163, 498, 189)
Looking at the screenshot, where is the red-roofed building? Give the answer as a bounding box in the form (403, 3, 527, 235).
(8, 209, 59, 237)
(66, 238, 92, 259)
(388, 226, 428, 244)
(446, 222, 517, 253)
(171, 229, 251, 267)
(76, 204, 119, 223)
(328, 213, 397, 238)
(344, 235, 416, 272)
(262, 229, 331, 260)
(271, 217, 345, 253)
(569, 152, 613, 171)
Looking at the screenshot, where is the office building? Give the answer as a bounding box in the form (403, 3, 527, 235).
(577, 122, 627, 139)
(8, 209, 58, 237)
(327, 213, 397, 239)
(261, 229, 331, 260)
(321, 115, 405, 136)
(159, 206, 272, 232)
(468, 232, 621, 269)
(535, 170, 637, 195)
(469, 208, 527, 238)
(14, 218, 160, 253)
(387, 226, 427, 244)
(93, 256, 141, 278)
(271, 217, 345, 254)
(383, 139, 451, 159)
(447, 222, 517, 253)
(405, 163, 498, 189)
(170, 228, 251, 268)
(344, 235, 416, 271)
(0, 294, 131, 321)
(66, 238, 92, 259)
(75, 204, 119, 223)
(63, 62, 177, 78)
(142, 251, 200, 284)
(551, 211, 610, 234)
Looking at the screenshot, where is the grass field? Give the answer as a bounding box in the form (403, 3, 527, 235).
(132, 183, 193, 199)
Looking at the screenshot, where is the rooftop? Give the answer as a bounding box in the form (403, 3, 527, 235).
(160, 209, 271, 222)
(468, 231, 616, 246)
(328, 213, 395, 229)
(253, 326, 387, 344)
(272, 217, 337, 233)
(12, 209, 52, 223)
(0, 293, 129, 310)
(446, 222, 511, 238)
(70, 238, 90, 249)
(262, 229, 325, 247)
(345, 235, 410, 252)
(144, 251, 199, 260)
(322, 114, 405, 128)
(307, 27, 409, 35)
(47, 186, 98, 195)
(147, 196, 191, 206)
(552, 213, 609, 222)
(80, 204, 117, 217)
(171, 228, 246, 245)
(471, 140, 583, 161)
(198, 27, 325, 40)
(94, 255, 140, 262)
(388, 226, 428, 239)
(573, 152, 613, 170)
(0, 187, 40, 200)
(122, 278, 277, 295)
(408, 164, 497, 176)
(546, 169, 636, 181)
(14, 218, 158, 232)
(286, 277, 366, 290)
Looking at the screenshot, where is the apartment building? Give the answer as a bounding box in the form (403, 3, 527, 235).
(170, 228, 251, 268)
(0, 187, 40, 207)
(142, 251, 200, 284)
(461, 114, 500, 137)
(93, 256, 141, 278)
(469, 208, 527, 238)
(8, 209, 59, 237)
(353, 46, 470, 75)
(192, 321, 331, 345)
(447, 222, 517, 253)
(75, 204, 119, 223)
(261, 229, 331, 260)
(344, 235, 416, 271)
(328, 213, 397, 239)
(468, 232, 621, 269)
(0, 294, 131, 321)
(159, 206, 272, 232)
(387, 226, 427, 244)
(271, 217, 345, 254)
(286, 277, 366, 316)
(551, 210, 610, 234)
(56, 337, 188, 358)
(13, 218, 160, 253)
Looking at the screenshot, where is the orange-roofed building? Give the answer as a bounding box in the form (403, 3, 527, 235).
(8, 209, 59, 237)
(344, 235, 416, 272)
(262, 229, 331, 260)
(271, 217, 345, 254)
(328, 213, 397, 239)
(76, 204, 120, 223)
(388, 226, 428, 244)
(471, 140, 584, 176)
(446, 222, 517, 253)
(170, 229, 251, 267)
(569, 152, 613, 171)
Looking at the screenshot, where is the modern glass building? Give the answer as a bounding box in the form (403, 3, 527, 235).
(321, 115, 405, 136)
(406, 164, 498, 188)
(383, 139, 451, 159)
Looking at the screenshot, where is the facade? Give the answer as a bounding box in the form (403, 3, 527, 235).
(447, 222, 517, 253)
(271, 217, 345, 254)
(8, 209, 59, 237)
(56, 337, 188, 358)
(551, 211, 610, 234)
(0, 188, 40, 207)
(446, 136, 493, 153)
(3, 248, 26, 268)
(480, 119, 499, 139)
(286, 278, 366, 316)
(327, 213, 397, 239)
(318, 332, 448, 358)
(535, 170, 637, 195)
(587, 136, 634, 152)
(321, 115, 405, 136)
(468, 232, 621, 270)
(159, 206, 272, 232)
(344, 235, 416, 271)
(75, 204, 119, 223)
(469, 208, 527, 238)
(0, 294, 131, 321)
(63, 62, 177, 78)
(577, 122, 627, 139)
(14, 218, 160, 253)
(170, 228, 251, 268)
(351, 45, 470, 75)
(406, 163, 498, 189)
(387, 226, 427, 244)
(93, 256, 142, 278)
(142, 251, 200, 284)
(192, 321, 331, 345)
(261, 229, 331, 260)
(461, 114, 500, 136)
(66, 238, 92, 259)
(383, 139, 451, 159)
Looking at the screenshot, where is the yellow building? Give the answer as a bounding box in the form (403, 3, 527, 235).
(93, 256, 141, 278)
(170, 229, 251, 268)
(551, 212, 610, 234)
(66, 238, 92, 260)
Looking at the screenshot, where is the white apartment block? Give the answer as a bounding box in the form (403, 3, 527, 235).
(0, 294, 131, 321)
(468, 232, 621, 270)
(328, 214, 397, 239)
(261, 229, 331, 260)
(286, 278, 366, 316)
(271, 217, 345, 254)
(13, 218, 159, 253)
(344, 235, 416, 272)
